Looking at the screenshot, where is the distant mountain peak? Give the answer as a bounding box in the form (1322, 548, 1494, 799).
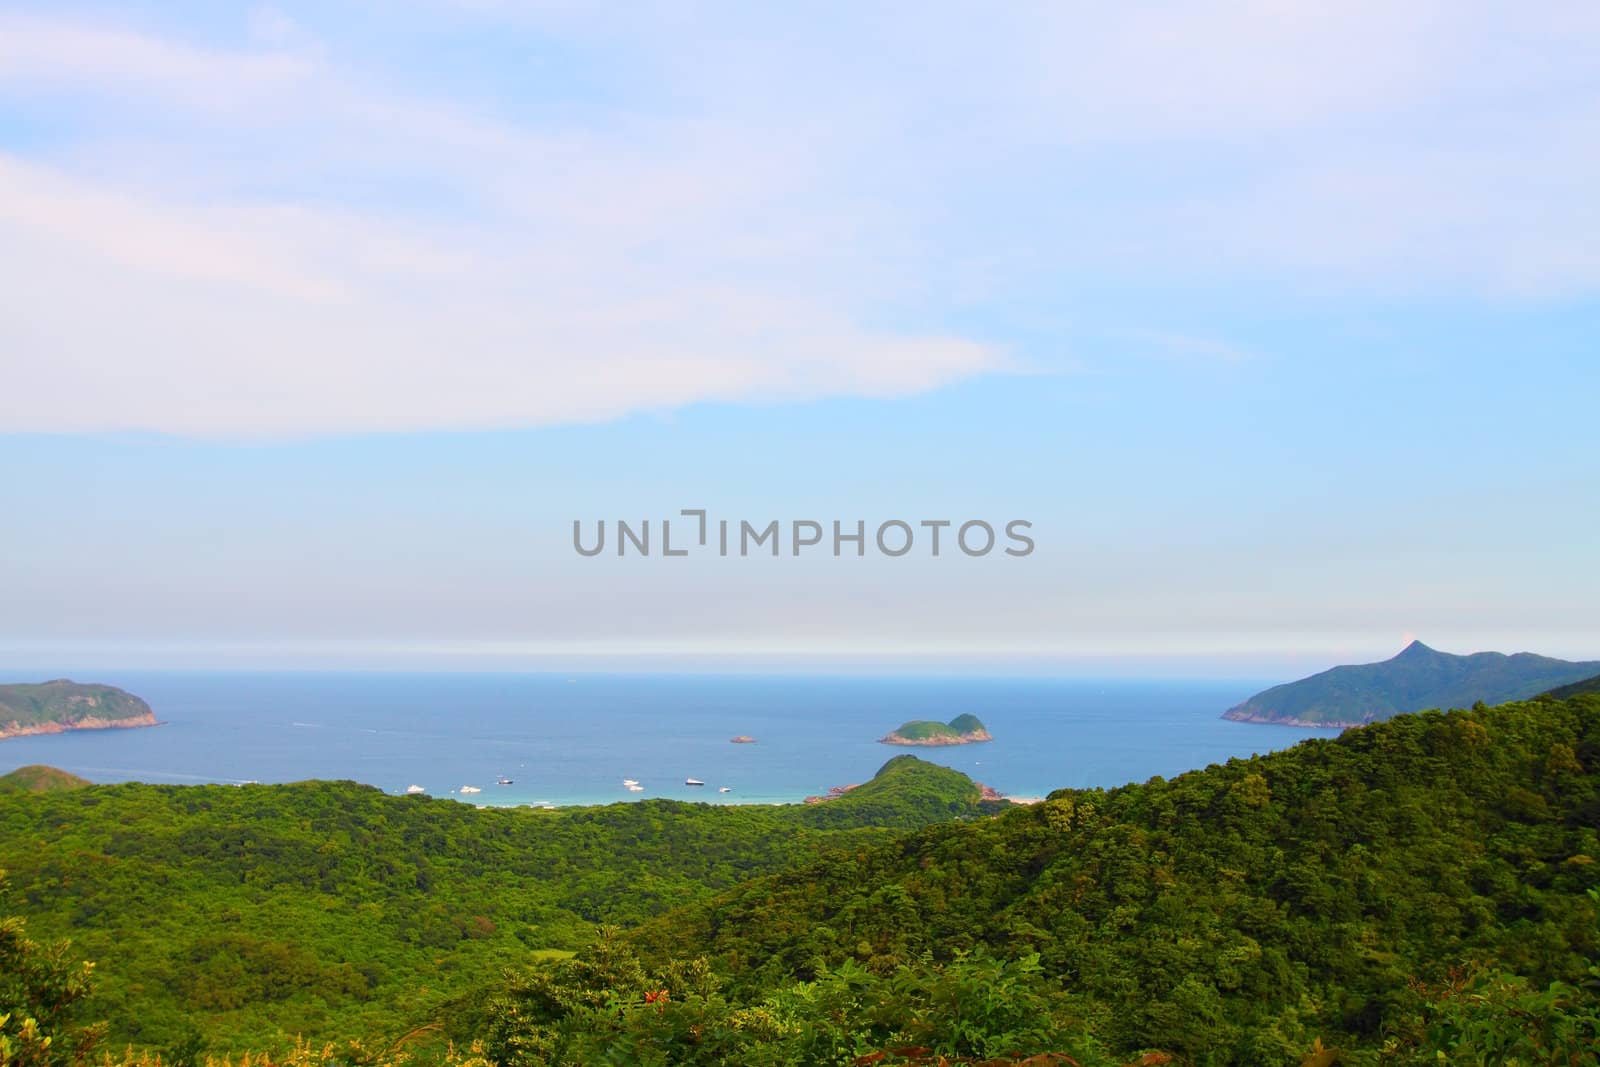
(1224, 642, 1600, 727)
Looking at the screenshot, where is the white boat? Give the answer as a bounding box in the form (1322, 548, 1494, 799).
(496, 776, 514, 785)
(718, 787, 732, 793)
(459, 785, 482, 794)
(622, 778, 639, 786)
(685, 778, 705, 786)
(625, 783, 644, 792)
(405, 785, 426, 795)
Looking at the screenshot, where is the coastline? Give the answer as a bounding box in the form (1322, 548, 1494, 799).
(1222, 709, 1364, 729)
(0, 676, 1325, 807)
(879, 729, 993, 746)
(0, 712, 161, 741)
(427, 789, 828, 810)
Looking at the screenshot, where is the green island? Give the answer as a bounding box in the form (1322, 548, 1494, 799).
(3, 692, 1599, 1065)
(1223, 640, 1600, 727)
(0, 679, 158, 740)
(880, 712, 992, 746)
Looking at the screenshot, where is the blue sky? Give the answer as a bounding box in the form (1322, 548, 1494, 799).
(2, 2, 1597, 673)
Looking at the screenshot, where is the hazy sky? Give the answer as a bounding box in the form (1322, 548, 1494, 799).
(2, 2, 1597, 674)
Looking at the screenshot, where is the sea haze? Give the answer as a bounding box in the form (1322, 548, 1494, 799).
(0, 672, 1338, 806)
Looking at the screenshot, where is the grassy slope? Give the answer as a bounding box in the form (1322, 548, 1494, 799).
(0, 764, 92, 793)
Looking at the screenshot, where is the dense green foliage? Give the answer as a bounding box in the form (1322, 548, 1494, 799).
(629, 694, 1600, 1061)
(1224, 639, 1600, 725)
(453, 906, 1600, 1066)
(453, 931, 1105, 1066)
(0, 755, 985, 1053)
(0, 680, 154, 734)
(0, 766, 90, 795)
(4, 696, 1599, 1064)
(1, 870, 108, 1067)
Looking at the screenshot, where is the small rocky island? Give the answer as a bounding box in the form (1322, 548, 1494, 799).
(0, 680, 158, 740)
(880, 713, 992, 746)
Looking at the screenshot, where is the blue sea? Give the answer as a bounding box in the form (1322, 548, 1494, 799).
(0, 673, 1340, 806)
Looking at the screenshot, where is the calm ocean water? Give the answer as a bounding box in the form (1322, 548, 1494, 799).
(0, 672, 1339, 806)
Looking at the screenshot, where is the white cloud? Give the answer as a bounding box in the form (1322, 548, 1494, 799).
(0, 11, 1005, 435)
(1, 3, 1597, 436)
(0, 160, 998, 434)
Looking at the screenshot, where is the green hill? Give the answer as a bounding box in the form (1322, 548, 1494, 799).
(1547, 672, 1600, 699)
(0, 764, 91, 793)
(0, 679, 157, 738)
(795, 754, 999, 826)
(1223, 639, 1600, 726)
(947, 712, 987, 735)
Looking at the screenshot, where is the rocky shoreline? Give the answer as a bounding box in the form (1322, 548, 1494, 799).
(0, 711, 160, 741)
(1221, 708, 1366, 729)
(879, 727, 993, 746)
(803, 782, 859, 805)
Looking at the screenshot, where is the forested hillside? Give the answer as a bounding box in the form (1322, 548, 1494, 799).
(0, 755, 988, 1051)
(625, 693, 1600, 1062)
(1549, 673, 1600, 700)
(3, 696, 1598, 1065)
